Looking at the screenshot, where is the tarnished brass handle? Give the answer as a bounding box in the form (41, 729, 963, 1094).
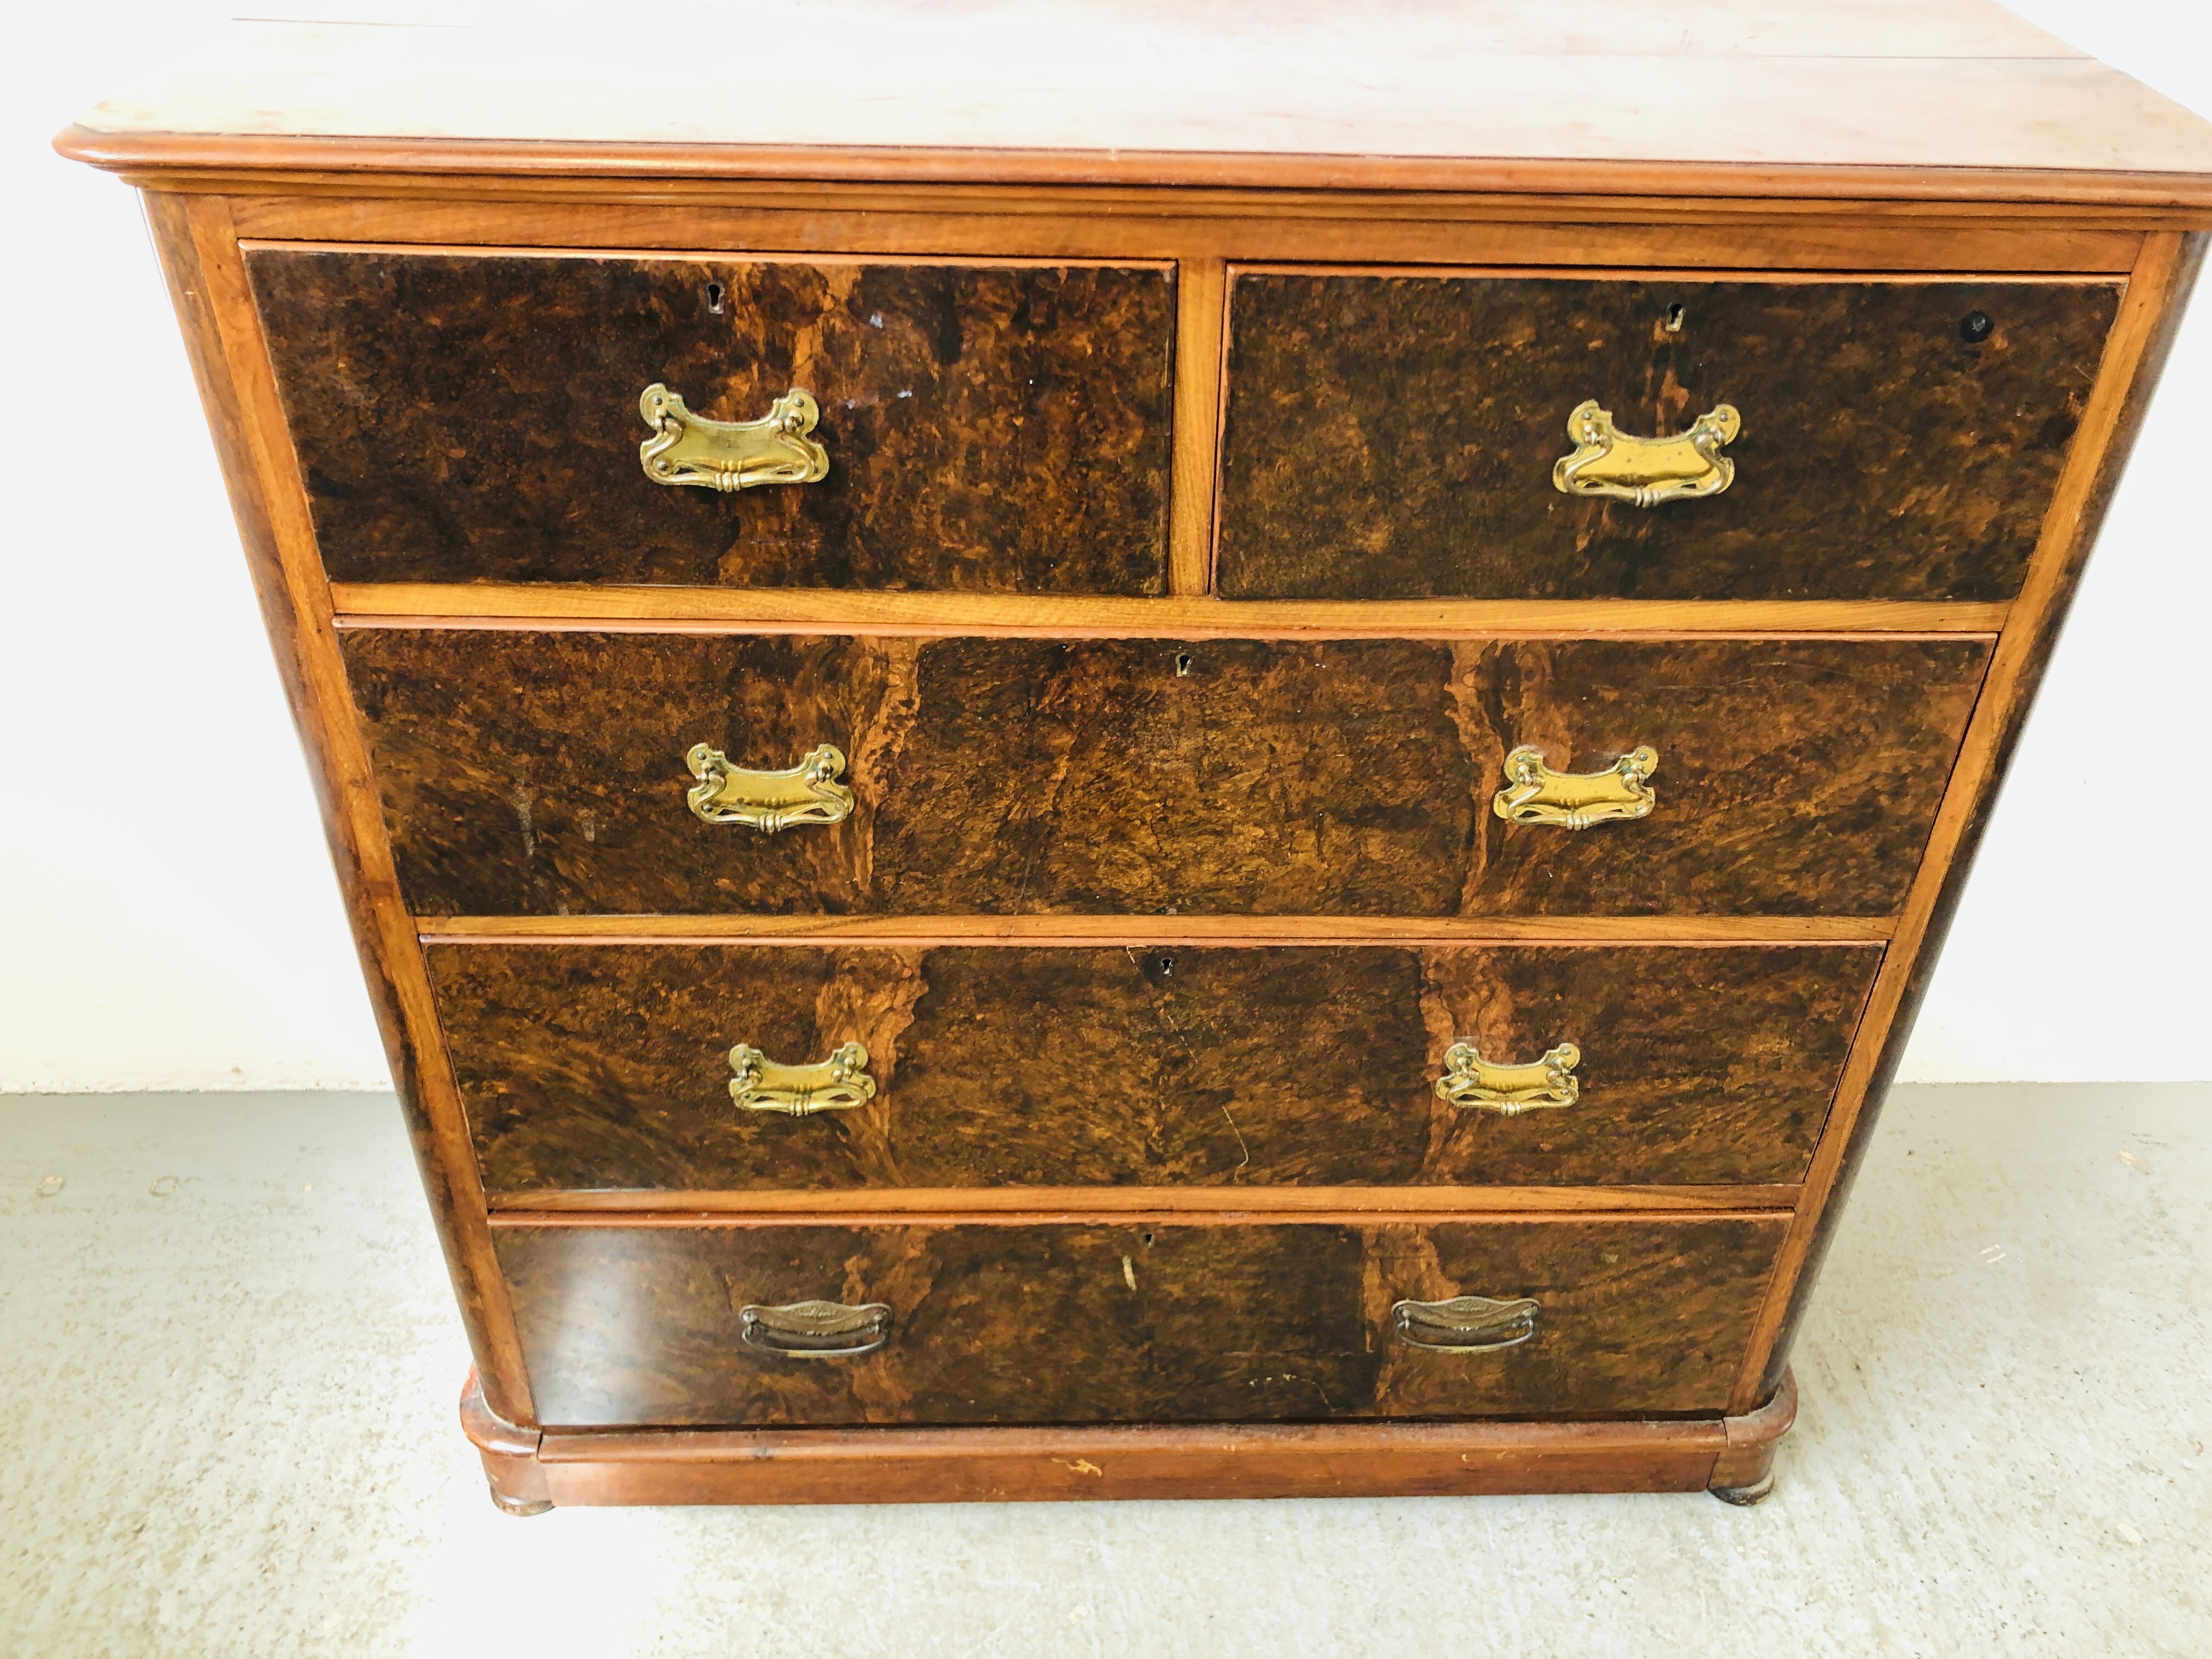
(1436, 1041, 1580, 1114)
(1553, 399, 1740, 506)
(727, 1041, 876, 1116)
(738, 1299, 891, 1359)
(1492, 744, 1658, 829)
(1391, 1295, 1541, 1353)
(639, 383, 830, 492)
(685, 741, 854, 831)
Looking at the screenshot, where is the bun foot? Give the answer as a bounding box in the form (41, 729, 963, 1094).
(460, 1369, 554, 1516)
(487, 1481, 555, 1517)
(1708, 1471, 1777, 1506)
(1706, 1368, 1796, 1508)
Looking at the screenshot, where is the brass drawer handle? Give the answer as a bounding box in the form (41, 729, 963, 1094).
(639, 383, 830, 493)
(727, 1040, 876, 1116)
(1492, 743, 1658, 829)
(738, 1299, 891, 1360)
(1553, 399, 1740, 506)
(685, 741, 854, 831)
(1436, 1041, 1580, 1114)
(1391, 1295, 1541, 1353)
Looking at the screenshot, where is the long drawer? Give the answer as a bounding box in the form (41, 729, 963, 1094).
(1215, 268, 2120, 601)
(494, 1217, 1788, 1429)
(343, 630, 1987, 918)
(246, 247, 1175, 592)
(437, 942, 1879, 1195)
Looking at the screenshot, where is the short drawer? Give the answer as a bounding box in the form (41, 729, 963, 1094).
(344, 630, 1986, 918)
(494, 1216, 1787, 1428)
(1215, 268, 2120, 601)
(437, 943, 1878, 1195)
(246, 248, 1173, 592)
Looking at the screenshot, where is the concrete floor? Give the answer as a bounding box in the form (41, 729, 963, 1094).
(1, 1085, 2205, 1657)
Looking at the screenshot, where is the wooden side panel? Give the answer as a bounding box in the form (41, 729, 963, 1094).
(144, 196, 538, 1424)
(494, 1217, 1786, 1428)
(1732, 230, 2212, 1410)
(245, 249, 1174, 592)
(343, 632, 1988, 918)
(432, 943, 1878, 1193)
(1216, 272, 2121, 600)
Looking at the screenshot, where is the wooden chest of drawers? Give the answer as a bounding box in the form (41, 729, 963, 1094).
(62, 2, 2212, 1509)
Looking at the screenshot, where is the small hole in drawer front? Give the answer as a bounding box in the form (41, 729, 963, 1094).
(1174, 652, 1193, 676)
(1960, 310, 1994, 343)
(704, 281, 726, 314)
(1664, 302, 1685, 332)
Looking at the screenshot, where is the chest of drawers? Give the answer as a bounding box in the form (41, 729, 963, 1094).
(61, 2, 2212, 1510)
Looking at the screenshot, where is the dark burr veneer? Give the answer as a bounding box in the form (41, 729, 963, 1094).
(433, 943, 1879, 1194)
(247, 250, 1175, 594)
(343, 630, 1987, 919)
(1216, 273, 2120, 601)
(67, 0, 2212, 1509)
(494, 1217, 1787, 1429)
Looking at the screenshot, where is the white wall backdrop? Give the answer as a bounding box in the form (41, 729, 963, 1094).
(2, 1, 2208, 1091)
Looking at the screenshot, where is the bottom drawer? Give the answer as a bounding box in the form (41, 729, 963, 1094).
(495, 1216, 1787, 1429)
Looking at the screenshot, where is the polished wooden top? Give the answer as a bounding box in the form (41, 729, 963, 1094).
(52, 1, 2212, 206)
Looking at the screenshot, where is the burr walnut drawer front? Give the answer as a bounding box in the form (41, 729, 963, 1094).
(493, 1216, 1787, 1429)
(436, 942, 1880, 1197)
(1215, 269, 2121, 601)
(244, 247, 1175, 593)
(343, 630, 1987, 919)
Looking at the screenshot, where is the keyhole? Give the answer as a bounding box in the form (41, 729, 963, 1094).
(1174, 653, 1193, 676)
(1157, 954, 1175, 977)
(1141, 1232, 1156, 1247)
(705, 282, 726, 314)
(1960, 310, 1993, 343)
(1664, 302, 1686, 333)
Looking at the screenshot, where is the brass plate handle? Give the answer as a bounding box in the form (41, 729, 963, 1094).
(738, 1299, 891, 1360)
(1492, 743, 1658, 829)
(727, 1040, 876, 1116)
(1391, 1295, 1541, 1353)
(685, 741, 854, 831)
(639, 383, 830, 492)
(1435, 1041, 1580, 1114)
(1553, 399, 1740, 506)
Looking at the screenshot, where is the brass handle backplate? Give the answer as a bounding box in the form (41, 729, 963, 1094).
(686, 741, 854, 831)
(1492, 743, 1658, 829)
(639, 383, 830, 492)
(1436, 1041, 1581, 1114)
(1553, 399, 1740, 506)
(738, 1299, 891, 1359)
(727, 1040, 876, 1116)
(1391, 1295, 1541, 1353)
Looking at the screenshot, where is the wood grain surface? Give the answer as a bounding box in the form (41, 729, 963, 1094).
(1217, 272, 2120, 601)
(330, 584, 2011, 637)
(54, 5, 2212, 206)
(431, 942, 1878, 1194)
(245, 248, 1173, 591)
(493, 1216, 1787, 1428)
(526, 1417, 1736, 1505)
(471, 1368, 1801, 1505)
(342, 631, 1988, 918)
(219, 193, 2154, 278)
